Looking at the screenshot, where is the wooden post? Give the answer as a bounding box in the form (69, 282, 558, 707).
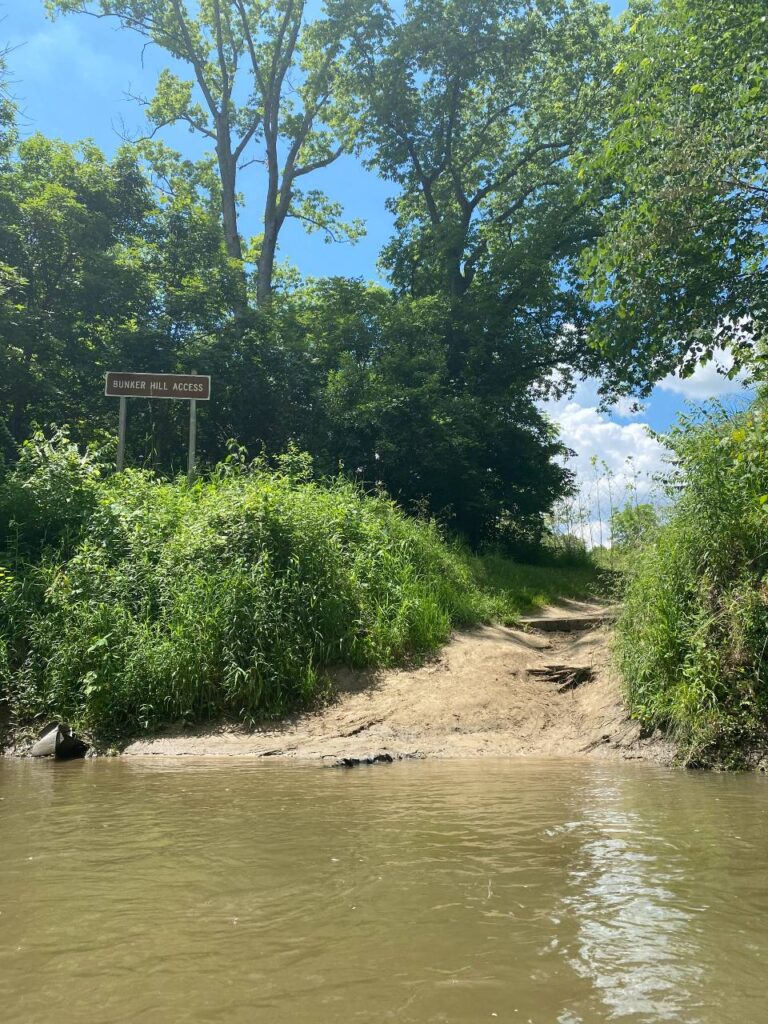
(117, 396, 127, 472)
(187, 370, 197, 485)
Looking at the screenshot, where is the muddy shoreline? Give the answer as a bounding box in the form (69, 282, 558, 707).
(3, 603, 676, 765)
(121, 603, 676, 766)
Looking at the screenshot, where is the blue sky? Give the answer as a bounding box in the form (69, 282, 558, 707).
(2, 0, 753, 522)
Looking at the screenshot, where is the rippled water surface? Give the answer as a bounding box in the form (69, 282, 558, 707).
(1, 758, 767, 1023)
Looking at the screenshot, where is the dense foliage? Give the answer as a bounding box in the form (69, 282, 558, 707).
(2, 0, 768, 759)
(0, 136, 238, 456)
(0, 132, 574, 546)
(610, 502, 659, 554)
(0, 431, 604, 741)
(581, 0, 768, 395)
(50, 0, 380, 303)
(356, 0, 614, 304)
(2, 0, 764, 547)
(616, 399, 768, 766)
(0, 432, 487, 740)
(0, 137, 571, 541)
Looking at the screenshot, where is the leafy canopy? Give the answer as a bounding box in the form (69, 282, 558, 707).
(580, 0, 768, 396)
(356, 0, 616, 301)
(49, 0, 379, 301)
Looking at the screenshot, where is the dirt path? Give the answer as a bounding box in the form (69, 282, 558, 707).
(124, 601, 674, 764)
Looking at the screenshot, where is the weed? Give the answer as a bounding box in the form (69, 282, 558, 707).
(615, 399, 768, 766)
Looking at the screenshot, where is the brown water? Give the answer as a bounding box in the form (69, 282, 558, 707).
(1, 758, 767, 1024)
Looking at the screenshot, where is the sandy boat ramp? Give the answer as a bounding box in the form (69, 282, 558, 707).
(124, 601, 673, 765)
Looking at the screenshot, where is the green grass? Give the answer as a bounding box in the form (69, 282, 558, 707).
(0, 430, 610, 746)
(1, 466, 484, 741)
(466, 552, 610, 622)
(615, 400, 768, 768)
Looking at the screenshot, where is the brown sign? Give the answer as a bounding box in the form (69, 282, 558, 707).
(105, 371, 210, 401)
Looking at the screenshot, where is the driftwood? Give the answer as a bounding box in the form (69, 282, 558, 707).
(527, 664, 595, 694)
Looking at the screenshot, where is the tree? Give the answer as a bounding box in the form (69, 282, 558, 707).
(610, 502, 658, 551)
(2, 3, 607, 545)
(0, 137, 151, 441)
(349, 0, 615, 423)
(0, 47, 16, 460)
(580, 0, 768, 397)
(355, 0, 615, 302)
(51, 0, 376, 303)
(289, 279, 572, 545)
(0, 135, 239, 459)
(0, 43, 14, 154)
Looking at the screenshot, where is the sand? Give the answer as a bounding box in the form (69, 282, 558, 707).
(123, 601, 674, 764)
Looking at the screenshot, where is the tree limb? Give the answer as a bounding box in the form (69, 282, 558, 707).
(169, 0, 219, 118)
(294, 145, 344, 178)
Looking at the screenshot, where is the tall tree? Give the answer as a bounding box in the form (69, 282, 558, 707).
(0, 137, 152, 441)
(0, 135, 239, 455)
(51, 0, 375, 303)
(350, 0, 614, 487)
(355, 0, 615, 302)
(289, 278, 572, 545)
(0, 46, 17, 458)
(0, 43, 13, 152)
(579, 0, 768, 396)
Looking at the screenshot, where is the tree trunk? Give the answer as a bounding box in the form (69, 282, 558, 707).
(218, 150, 242, 262)
(215, 134, 249, 315)
(256, 138, 283, 305)
(446, 212, 473, 299)
(257, 215, 278, 305)
(448, 263, 470, 299)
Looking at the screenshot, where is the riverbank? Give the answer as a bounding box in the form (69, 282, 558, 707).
(1, 441, 611, 745)
(123, 602, 675, 765)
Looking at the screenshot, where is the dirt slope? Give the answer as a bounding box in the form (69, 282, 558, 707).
(123, 602, 674, 764)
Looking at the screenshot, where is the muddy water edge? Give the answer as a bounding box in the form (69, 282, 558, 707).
(1, 757, 767, 1024)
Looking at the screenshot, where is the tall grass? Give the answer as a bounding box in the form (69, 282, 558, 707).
(615, 399, 768, 767)
(0, 431, 611, 745)
(0, 433, 484, 741)
(466, 551, 608, 623)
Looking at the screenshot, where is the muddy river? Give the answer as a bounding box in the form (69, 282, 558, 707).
(1, 758, 766, 1023)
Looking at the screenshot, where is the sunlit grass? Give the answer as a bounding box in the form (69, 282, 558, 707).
(466, 552, 611, 623)
(1, 431, 613, 745)
(615, 401, 768, 767)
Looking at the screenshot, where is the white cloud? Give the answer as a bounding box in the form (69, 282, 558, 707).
(657, 347, 750, 400)
(542, 353, 754, 540)
(545, 380, 664, 491)
(542, 382, 669, 545)
(552, 401, 666, 498)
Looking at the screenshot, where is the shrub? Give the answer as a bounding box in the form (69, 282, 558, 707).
(610, 503, 659, 552)
(1, 441, 486, 741)
(616, 399, 768, 766)
(0, 427, 104, 561)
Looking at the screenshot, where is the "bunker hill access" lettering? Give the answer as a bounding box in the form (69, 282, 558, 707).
(105, 372, 211, 401)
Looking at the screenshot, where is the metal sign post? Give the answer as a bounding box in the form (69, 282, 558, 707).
(105, 371, 211, 477)
(117, 396, 127, 472)
(187, 370, 197, 485)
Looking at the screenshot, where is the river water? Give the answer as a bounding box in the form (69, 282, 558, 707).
(1, 758, 766, 1023)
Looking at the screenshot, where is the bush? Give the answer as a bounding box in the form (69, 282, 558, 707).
(0, 427, 104, 560)
(0, 436, 486, 741)
(616, 399, 768, 766)
(610, 503, 659, 552)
